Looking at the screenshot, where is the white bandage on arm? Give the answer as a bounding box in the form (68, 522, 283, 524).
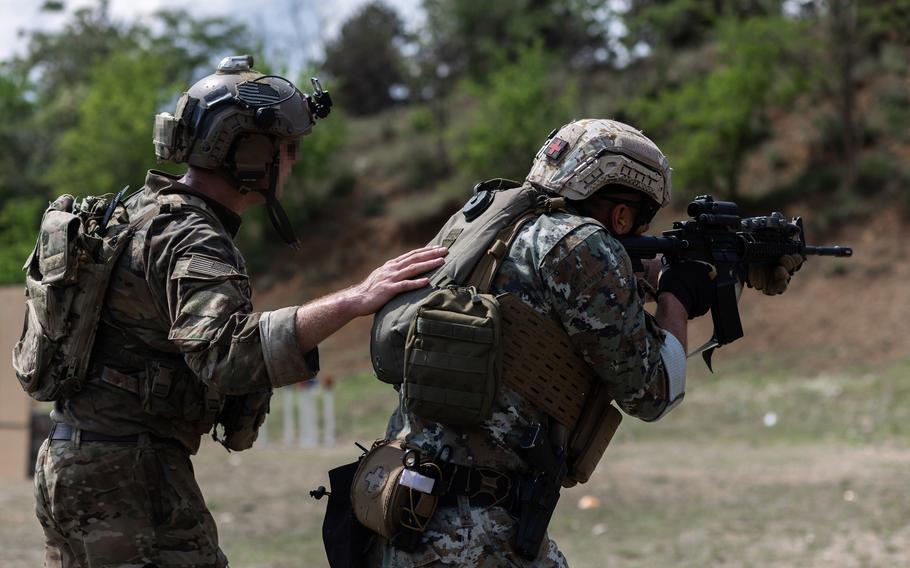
(654, 330, 687, 420)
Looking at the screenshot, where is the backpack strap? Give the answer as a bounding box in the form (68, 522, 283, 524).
(467, 196, 567, 291)
(156, 191, 224, 228)
(126, 203, 161, 234)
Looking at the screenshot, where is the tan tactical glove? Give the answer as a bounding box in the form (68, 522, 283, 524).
(746, 254, 805, 295)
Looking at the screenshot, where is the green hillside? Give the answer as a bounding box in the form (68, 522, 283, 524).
(1, 1, 908, 284)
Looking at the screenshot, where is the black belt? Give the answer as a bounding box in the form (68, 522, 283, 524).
(49, 422, 179, 447)
(438, 463, 517, 510)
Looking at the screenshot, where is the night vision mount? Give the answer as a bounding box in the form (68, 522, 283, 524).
(308, 77, 333, 119)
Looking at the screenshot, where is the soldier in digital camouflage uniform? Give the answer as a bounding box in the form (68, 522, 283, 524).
(33, 56, 447, 568)
(367, 119, 802, 567)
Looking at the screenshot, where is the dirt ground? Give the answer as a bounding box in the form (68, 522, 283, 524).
(3, 432, 908, 567)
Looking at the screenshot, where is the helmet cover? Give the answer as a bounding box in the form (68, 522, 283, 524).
(526, 118, 671, 207)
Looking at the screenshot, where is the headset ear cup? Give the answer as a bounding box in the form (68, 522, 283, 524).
(229, 134, 275, 184)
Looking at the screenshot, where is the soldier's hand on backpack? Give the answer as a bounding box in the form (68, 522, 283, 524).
(349, 246, 448, 316)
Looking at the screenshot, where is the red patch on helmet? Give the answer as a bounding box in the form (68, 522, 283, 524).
(545, 138, 569, 161)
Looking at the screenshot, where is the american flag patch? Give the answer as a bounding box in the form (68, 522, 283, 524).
(237, 82, 281, 106)
(187, 255, 238, 278)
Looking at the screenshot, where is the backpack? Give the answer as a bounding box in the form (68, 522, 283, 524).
(12, 190, 156, 401)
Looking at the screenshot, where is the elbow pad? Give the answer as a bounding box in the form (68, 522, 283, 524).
(653, 331, 686, 420)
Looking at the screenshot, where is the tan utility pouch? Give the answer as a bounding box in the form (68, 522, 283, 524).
(403, 286, 501, 426)
(351, 440, 439, 539)
(564, 386, 623, 485)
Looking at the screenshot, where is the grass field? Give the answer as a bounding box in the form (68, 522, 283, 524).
(2, 357, 908, 567)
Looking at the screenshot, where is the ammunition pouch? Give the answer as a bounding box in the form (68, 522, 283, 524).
(350, 440, 441, 546)
(92, 351, 223, 436)
(141, 361, 219, 425)
(403, 286, 501, 426)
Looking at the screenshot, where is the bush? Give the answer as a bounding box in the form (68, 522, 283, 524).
(625, 16, 810, 200)
(0, 198, 44, 284)
(409, 107, 435, 134)
(855, 153, 895, 194)
(449, 43, 575, 185)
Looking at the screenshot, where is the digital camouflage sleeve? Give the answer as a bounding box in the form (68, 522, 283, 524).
(495, 211, 671, 421)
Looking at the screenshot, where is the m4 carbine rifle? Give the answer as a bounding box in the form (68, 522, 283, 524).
(618, 195, 853, 369)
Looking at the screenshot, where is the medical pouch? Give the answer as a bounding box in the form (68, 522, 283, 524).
(403, 286, 501, 427)
(351, 440, 439, 540)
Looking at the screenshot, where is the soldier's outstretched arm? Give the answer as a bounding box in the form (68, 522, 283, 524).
(293, 245, 447, 353)
(159, 216, 445, 395)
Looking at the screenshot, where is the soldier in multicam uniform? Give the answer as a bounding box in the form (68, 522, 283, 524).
(366, 119, 802, 567)
(32, 56, 447, 568)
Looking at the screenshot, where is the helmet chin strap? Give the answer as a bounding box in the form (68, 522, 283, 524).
(261, 157, 300, 249)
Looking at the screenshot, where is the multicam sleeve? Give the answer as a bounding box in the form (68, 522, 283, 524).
(153, 221, 317, 395)
(539, 226, 675, 421)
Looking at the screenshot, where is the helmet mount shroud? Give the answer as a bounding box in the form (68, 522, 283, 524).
(153, 55, 333, 247)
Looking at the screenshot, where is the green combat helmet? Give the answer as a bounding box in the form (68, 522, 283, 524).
(526, 118, 671, 212)
(153, 55, 332, 245)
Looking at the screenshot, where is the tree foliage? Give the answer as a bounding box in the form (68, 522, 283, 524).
(421, 0, 606, 83)
(322, 2, 407, 115)
(47, 51, 179, 195)
(451, 44, 575, 184)
(627, 16, 810, 198)
(621, 0, 783, 50)
(1, 0, 908, 285)
(0, 2, 256, 283)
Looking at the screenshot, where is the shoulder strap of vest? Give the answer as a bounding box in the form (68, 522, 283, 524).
(126, 202, 161, 234)
(467, 195, 567, 291)
(155, 191, 225, 231)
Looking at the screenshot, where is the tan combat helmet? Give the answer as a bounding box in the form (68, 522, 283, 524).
(526, 118, 671, 208)
(153, 55, 332, 245)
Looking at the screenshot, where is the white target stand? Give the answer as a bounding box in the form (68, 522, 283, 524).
(298, 379, 318, 448)
(260, 375, 336, 449)
(321, 375, 336, 448)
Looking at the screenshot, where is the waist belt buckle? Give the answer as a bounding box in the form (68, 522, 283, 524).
(470, 467, 511, 509)
(205, 391, 222, 414)
(149, 362, 174, 398)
